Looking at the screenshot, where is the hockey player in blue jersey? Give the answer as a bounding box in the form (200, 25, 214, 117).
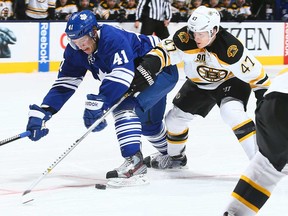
(25, 10, 178, 185)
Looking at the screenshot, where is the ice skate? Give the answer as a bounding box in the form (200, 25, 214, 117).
(106, 151, 149, 187)
(144, 152, 187, 169)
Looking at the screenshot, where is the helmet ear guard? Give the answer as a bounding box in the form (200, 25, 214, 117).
(187, 6, 220, 39)
(67, 37, 79, 50)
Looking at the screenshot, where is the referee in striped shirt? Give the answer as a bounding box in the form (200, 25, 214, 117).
(134, 0, 172, 39)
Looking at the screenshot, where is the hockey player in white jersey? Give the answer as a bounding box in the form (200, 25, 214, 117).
(223, 68, 288, 216)
(25, 10, 178, 186)
(26, 0, 56, 20)
(140, 6, 271, 169)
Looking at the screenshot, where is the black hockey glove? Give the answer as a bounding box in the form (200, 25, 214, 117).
(130, 56, 162, 93)
(130, 63, 156, 93)
(254, 89, 267, 107)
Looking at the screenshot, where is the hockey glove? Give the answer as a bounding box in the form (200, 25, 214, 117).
(130, 64, 156, 93)
(26, 104, 52, 141)
(255, 89, 267, 107)
(83, 94, 108, 132)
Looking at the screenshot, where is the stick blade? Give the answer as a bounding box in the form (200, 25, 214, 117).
(22, 191, 34, 204)
(22, 189, 31, 196)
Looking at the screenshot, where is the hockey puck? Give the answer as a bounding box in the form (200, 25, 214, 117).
(95, 184, 107, 190)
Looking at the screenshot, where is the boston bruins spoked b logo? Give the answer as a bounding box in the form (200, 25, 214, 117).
(197, 65, 228, 82)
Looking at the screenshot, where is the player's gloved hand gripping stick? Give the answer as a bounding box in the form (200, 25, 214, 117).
(22, 91, 132, 201)
(26, 104, 52, 141)
(83, 94, 108, 132)
(130, 57, 161, 93)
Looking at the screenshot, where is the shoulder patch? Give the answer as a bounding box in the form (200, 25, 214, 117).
(227, 45, 238, 58)
(178, 32, 190, 43)
(173, 26, 197, 51)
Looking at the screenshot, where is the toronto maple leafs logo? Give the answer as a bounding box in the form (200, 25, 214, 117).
(80, 14, 88, 20)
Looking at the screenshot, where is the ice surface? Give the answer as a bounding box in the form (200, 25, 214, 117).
(0, 66, 287, 216)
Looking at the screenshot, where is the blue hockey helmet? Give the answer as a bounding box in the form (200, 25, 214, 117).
(65, 10, 99, 40)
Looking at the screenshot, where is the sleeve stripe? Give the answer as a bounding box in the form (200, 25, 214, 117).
(51, 77, 83, 90)
(105, 76, 131, 87)
(156, 46, 168, 66)
(28, 109, 46, 118)
(256, 74, 269, 85)
(249, 68, 271, 88)
(52, 83, 78, 90)
(104, 68, 134, 87)
(148, 35, 161, 47)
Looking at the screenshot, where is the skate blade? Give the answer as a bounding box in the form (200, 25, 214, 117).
(107, 174, 149, 187)
(167, 165, 189, 170)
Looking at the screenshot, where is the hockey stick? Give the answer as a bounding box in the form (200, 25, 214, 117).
(0, 131, 31, 146)
(22, 91, 131, 198)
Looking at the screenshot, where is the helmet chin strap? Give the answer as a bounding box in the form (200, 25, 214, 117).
(204, 29, 217, 47)
(91, 29, 99, 53)
(205, 36, 215, 47)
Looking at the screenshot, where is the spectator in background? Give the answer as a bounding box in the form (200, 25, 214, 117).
(250, 0, 266, 20)
(135, 0, 171, 40)
(120, 0, 137, 21)
(26, 0, 56, 20)
(77, 0, 95, 12)
(281, 0, 288, 21)
(220, 0, 232, 11)
(230, 0, 252, 22)
(119, 0, 126, 5)
(219, 0, 234, 21)
(0, 0, 13, 19)
(171, 0, 189, 22)
(188, 0, 203, 17)
(14, 0, 27, 20)
(95, 0, 125, 21)
(0, 1, 11, 20)
(204, 0, 221, 11)
(94, 0, 101, 8)
(265, 2, 274, 20)
(55, 0, 78, 20)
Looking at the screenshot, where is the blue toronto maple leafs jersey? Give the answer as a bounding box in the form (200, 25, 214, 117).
(41, 24, 161, 113)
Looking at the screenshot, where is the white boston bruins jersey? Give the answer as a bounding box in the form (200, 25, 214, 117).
(26, 0, 56, 19)
(55, 4, 78, 15)
(148, 26, 270, 91)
